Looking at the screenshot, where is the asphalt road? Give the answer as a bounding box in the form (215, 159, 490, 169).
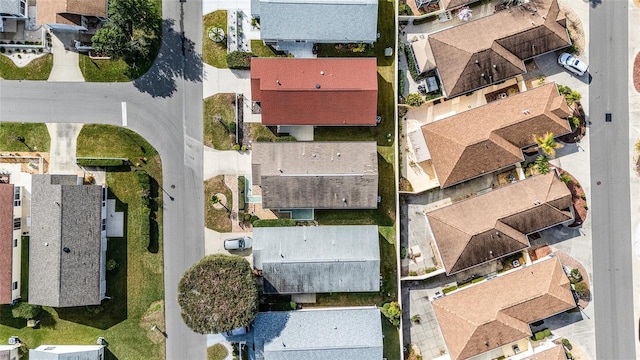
(0, 0, 207, 358)
(589, 0, 636, 358)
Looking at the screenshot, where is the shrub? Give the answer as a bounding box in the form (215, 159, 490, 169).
(562, 338, 572, 350)
(381, 302, 402, 327)
(252, 219, 296, 227)
(106, 259, 118, 271)
(241, 145, 247, 151)
(255, 136, 272, 142)
(442, 285, 458, 294)
(574, 281, 590, 299)
(471, 277, 484, 284)
(569, 116, 581, 130)
(274, 135, 297, 142)
(399, 2, 412, 15)
(226, 121, 236, 133)
(566, 351, 573, 359)
(569, 268, 583, 284)
(411, 314, 421, 323)
(238, 176, 246, 210)
(233, 144, 241, 151)
(400, 246, 407, 259)
(533, 331, 546, 341)
(178, 254, 259, 334)
(542, 328, 552, 337)
(250, 215, 259, 223)
(406, 93, 424, 107)
(398, 70, 406, 97)
(12, 302, 42, 320)
(243, 213, 251, 221)
(560, 173, 572, 184)
(0, 47, 5, 53)
(408, 271, 418, 276)
(425, 267, 437, 274)
(226, 51, 253, 69)
(352, 43, 367, 53)
(289, 301, 297, 310)
(404, 46, 420, 81)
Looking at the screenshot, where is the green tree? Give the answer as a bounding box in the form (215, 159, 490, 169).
(535, 155, 550, 175)
(406, 93, 424, 107)
(574, 281, 590, 300)
(178, 254, 258, 334)
(381, 301, 402, 327)
(534, 132, 563, 158)
(12, 302, 42, 320)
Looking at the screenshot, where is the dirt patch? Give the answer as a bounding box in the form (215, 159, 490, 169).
(557, 168, 588, 226)
(634, 53, 640, 93)
(140, 300, 166, 344)
(553, 250, 591, 309)
(559, 1, 585, 56)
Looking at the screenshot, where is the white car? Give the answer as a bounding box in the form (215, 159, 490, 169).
(224, 236, 252, 250)
(557, 52, 589, 76)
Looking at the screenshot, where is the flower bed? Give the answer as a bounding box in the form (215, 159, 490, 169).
(557, 169, 588, 226)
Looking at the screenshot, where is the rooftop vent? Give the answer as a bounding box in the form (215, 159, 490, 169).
(63, 247, 70, 253)
(315, 84, 321, 89)
(522, 110, 530, 115)
(276, 80, 281, 85)
(320, 71, 325, 75)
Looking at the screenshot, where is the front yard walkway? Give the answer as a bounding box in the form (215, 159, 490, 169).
(47, 32, 84, 82)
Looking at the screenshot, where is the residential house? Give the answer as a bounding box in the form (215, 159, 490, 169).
(0, 0, 27, 35)
(432, 257, 576, 360)
(527, 345, 569, 360)
(251, 58, 378, 126)
(30, 345, 104, 360)
(253, 225, 380, 294)
(420, 0, 570, 97)
(421, 83, 572, 188)
(0, 183, 23, 305)
(251, 142, 378, 209)
(426, 173, 573, 275)
(37, 0, 107, 34)
(29, 175, 108, 308)
(253, 307, 383, 360)
(0, 344, 21, 360)
(251, 0, 378, 45)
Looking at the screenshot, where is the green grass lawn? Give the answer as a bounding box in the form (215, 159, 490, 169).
(208, 344, 228, 360)
(0, 124, 165, 359)
(80, 55, 132, 82)
(204, 93, 237, 149)
(204, 11, 229, 68)
(0, 54, 52, 80)
(0, 123, 50, 152)
(382, 314, 401, 360)
(250, 40, 284, 58)
(204, 176, 233, 232)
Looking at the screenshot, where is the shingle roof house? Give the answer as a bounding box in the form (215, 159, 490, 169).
(253, 307, 383, 360)
(30, 345, 105, 360)
(37, 0, 106, 28)
(0, 0, 26, 18)
(433, 257, 576, 360)
(251, 58, 378, 126)
(427, 173, 572, 275)
(251, 0, 379, 44)
(422, 83, 572, 188)
(251, 142, 378, 209)
(426, 0, 570, 97)
(0, 183, 22, 305)
(253, 225, 380, 294)
(529, 345, 569, 360)
(29, 175, 108, 308)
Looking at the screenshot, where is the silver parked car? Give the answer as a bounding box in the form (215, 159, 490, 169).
(224, 236, 252, 250)
(557, 52, 589, 76)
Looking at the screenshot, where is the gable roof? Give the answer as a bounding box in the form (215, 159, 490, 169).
(29, 175, 104, 307)
(0, 184, 13, 305)
(427, 173, 572, 274)
(428, 0, 570, 97)
(253, 307, 383, 360)
(255, 0, 378, 43)
(30, 345, 104, 360)
(251, 58, 378, 126)
(422, 83, 572, 187)
(529, 345, 568, 360)
(253, 225, 380, 294)
(251, 142, 378, 209)
(433, 257, 576, 360)
(37, 0, 107, 26)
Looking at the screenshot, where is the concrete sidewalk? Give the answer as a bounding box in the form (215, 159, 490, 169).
(47, 32, 84, 82)
(46, 123, 83, 174)
(203, 146, 252, 180)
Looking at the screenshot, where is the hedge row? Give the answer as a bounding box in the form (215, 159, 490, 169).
(77, 158, 125, 167)
(404, 46, 420, 81)
(252, 219, 296, 227)
(227, 51, 253, 69)
(238, 176, 246, 211)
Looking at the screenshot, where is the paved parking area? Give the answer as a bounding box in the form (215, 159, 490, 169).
(402, 283, 447, 358)
(205, 227, 253, 265)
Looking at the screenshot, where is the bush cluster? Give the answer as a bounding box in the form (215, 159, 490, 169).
(251, 219, 296, 227)
(381, 301, 402, 327)
(226, 51, 253, 69)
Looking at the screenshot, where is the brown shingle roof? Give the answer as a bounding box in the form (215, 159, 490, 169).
(0, 184, 13, 304)
(427, 173, 572, 274)
(252, 142, 378, 209)
(529, 345, 568, 360)
(433, 257, 576, 360)
(422, 83, 572, 187)
(428, 0, 570, 97)
(37, 0, 107, 26)
(251, 58, 378, 126)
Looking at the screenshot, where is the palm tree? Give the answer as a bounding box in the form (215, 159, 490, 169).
(534, 132, 563, 158)
(535, 155, 551, 175)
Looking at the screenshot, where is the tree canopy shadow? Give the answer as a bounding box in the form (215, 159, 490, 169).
(133, 19, 203, 98)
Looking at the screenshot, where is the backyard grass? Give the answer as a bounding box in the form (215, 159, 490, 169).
(204, 175, 233, 232)
(250, 40, 284, 58)
(80, 55, 132, 82)
(203, 11, 229, 68)
(1, 124, 166, 359)
(382, 314, 401, 360)
(0, 123, 50, 152)
(0, 54, 52, 80)
(204, 93, 237, 149)
(207, 344, 229, 360)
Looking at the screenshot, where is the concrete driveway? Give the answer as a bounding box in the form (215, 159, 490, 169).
(205, 227, 253, 265)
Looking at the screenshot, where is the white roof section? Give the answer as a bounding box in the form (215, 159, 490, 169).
(253, 225, 380, 294)
(253, 307, 383, 360)
(30, 345, 104, 360)
(408, 128, 431, 162)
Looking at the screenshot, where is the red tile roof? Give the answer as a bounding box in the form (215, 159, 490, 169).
(0, 184, 14, 304)
(251, 58, 378, 126)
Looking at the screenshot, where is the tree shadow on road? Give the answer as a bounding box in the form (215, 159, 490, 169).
(133, 19, 203, 98)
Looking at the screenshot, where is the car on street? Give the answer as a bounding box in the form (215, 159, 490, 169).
(224, 236, 252, 250)
(557, 52, 589, 76)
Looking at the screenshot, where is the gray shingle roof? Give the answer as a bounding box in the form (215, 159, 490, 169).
(29, 175, 105, 307)
(255, 0, 378, 43)
(253, 225, 380, 294)
(30, 345, 104, 360)
(0, 0, 23, 17)
(253, 307, 383, 360)
(251, 142, 379, 209)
